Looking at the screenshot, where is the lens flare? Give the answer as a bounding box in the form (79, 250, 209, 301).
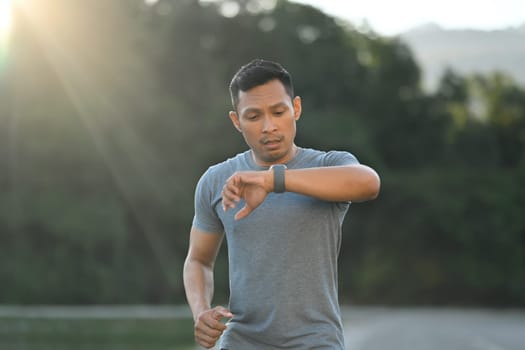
(0, 0, 12, 72)
(0, 0, 12, 30)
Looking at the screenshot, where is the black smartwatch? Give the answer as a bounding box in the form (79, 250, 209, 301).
(269, 164, 287, 193)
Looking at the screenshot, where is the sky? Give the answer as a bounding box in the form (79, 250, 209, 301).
(290, 0, 525, 35)
(1, 0, 524, 41)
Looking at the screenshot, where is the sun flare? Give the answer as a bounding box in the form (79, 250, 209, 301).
(0, 0, 13, 67)
(0, 0, 12, 33)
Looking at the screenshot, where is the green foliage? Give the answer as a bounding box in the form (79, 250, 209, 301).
(0, 316, 195, 349)
(342, 168, 525, 305)
(0, 0, 524, 306)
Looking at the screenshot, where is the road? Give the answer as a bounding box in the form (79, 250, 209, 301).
(342, 306, 525, 350)
(2, 305, 523, 349)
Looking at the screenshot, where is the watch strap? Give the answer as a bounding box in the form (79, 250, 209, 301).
(270, 164, 286, 193)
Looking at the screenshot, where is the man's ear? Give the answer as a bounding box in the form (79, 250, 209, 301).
(229, 111, 242, 132)
(293, 96, 302, 121)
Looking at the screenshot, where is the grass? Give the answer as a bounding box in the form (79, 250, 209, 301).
(0, 317, 196, 350)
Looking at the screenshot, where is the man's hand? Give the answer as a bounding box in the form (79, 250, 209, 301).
(222, 170, 273, 220)
(194, 306, 233, 349)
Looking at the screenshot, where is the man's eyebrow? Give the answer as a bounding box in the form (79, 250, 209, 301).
(240, 102, 289, 115)
(240, 107, 263, 115)
(269, 102, 289, 109)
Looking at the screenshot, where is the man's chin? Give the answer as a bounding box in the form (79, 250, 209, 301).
(259, 151, 287, 165)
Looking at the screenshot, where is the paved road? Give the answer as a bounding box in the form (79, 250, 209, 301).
(342, 306, 525, 350)
(2, 305, 523, 349)
(205, 306, 525, 350)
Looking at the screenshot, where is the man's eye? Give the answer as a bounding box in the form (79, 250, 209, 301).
(274, 111, 284, 116)
(247, 115, 258, 120)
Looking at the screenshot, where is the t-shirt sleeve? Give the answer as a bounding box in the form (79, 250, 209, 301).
(192, 169, 224, 234)
(323, 150, 360, 167)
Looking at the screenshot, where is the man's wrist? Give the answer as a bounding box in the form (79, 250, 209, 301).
(269, 164, 286, 193)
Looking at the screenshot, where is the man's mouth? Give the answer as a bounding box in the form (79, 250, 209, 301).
(262, 137, 282, 145)
(261, 138, 282, 150)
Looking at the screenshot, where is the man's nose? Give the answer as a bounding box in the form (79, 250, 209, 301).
(262, 115, 277, 132)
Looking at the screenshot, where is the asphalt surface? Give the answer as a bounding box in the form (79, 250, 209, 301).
(342, 306, 525, 350)
(2, 305, 523, 349)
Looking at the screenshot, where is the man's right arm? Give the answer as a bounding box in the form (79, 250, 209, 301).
(183, 226, 233, 349)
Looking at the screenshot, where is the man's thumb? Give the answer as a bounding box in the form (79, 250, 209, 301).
(213, 306, 233, 320)
(234, 205, 252, 221)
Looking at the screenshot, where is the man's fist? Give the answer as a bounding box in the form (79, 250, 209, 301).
(194, 306, 233, 349)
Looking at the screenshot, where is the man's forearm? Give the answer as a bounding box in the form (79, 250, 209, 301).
(222, 164, 380, 220)
(284, 165, 380, 202)
(183, 258, 215, 320)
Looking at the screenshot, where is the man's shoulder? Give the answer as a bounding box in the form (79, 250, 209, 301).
(297, 147, 358, 166)
(298, 147, 353, 157)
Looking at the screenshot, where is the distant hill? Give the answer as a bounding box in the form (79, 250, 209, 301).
(399, 23, 525, 91)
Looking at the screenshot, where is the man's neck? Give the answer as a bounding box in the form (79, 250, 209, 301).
(252, 144, 298, 167)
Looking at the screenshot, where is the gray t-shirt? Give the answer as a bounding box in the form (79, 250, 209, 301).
(192, 147, 358, 349)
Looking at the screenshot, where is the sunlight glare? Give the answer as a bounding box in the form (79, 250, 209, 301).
(0, 0, 12, 32)
(0, 0, 13, 71)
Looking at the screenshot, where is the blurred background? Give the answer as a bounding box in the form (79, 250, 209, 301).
(1, 0, 524, 349)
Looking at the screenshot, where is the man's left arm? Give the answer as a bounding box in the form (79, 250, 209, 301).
(283, 164, 380, 202)
(222, 164, 380, 220)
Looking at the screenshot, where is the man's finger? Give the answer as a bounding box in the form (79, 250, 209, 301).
(226, 178, 240, 193)
(199, 317, 225, 333)
(225, 183, 241, 202)
(222, 187, 238, 211)
(195, 333, 216, 349)
(202, 317, 227, 332)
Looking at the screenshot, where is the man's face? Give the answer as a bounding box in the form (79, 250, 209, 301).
(229, 79, 302, 166)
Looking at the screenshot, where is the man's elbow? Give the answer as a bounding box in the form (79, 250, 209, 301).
(184, 255, 214, 272)
(353, 168, 381, 202)
(367, 170, 381, 200)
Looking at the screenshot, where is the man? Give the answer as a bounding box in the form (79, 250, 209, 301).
(183, 59, 380, 349)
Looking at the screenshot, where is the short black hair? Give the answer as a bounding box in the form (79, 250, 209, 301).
(229, 59, 294, 110)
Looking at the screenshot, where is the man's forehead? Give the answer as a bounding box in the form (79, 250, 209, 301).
(236, 80, 292, 111)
